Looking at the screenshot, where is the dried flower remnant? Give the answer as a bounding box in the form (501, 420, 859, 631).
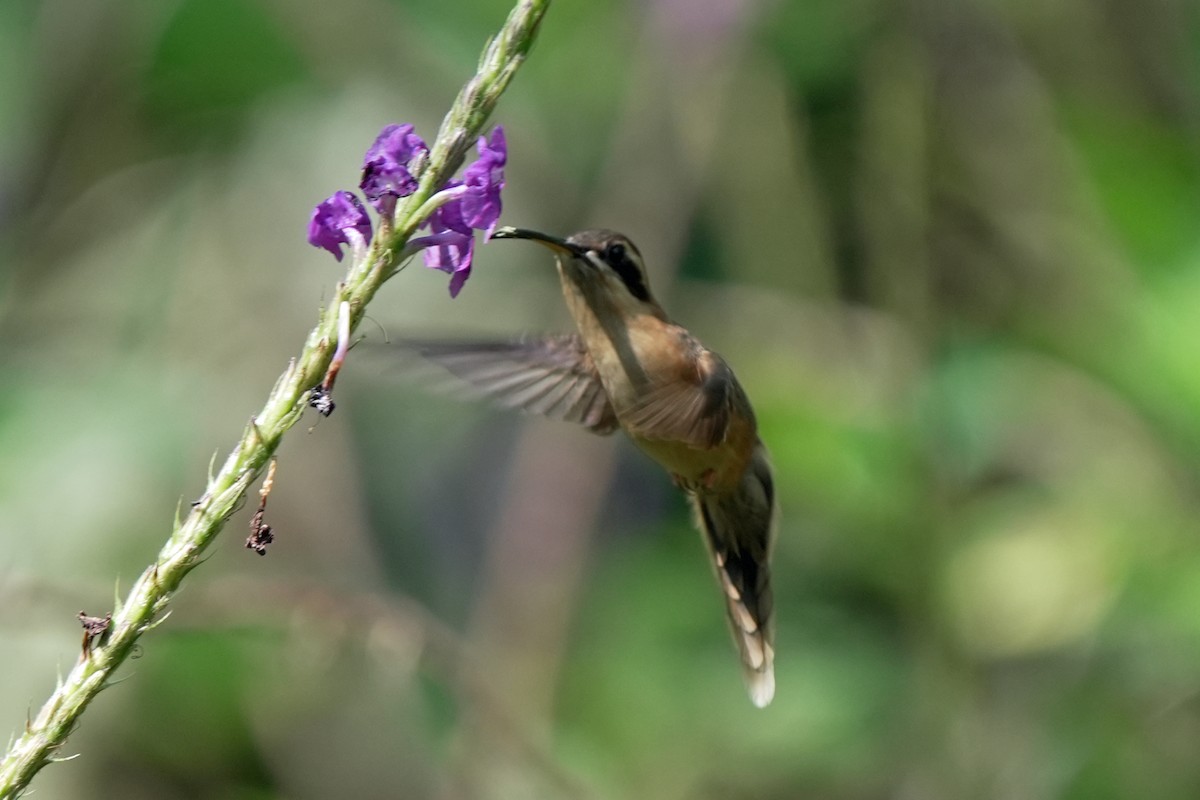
(307, 387, 335, 417)
(245, 516, 274, 555)
(246, 459, 279, 556)
(306, 301, 353, 417)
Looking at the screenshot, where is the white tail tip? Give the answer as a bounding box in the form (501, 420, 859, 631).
(747, 668, 775, 708)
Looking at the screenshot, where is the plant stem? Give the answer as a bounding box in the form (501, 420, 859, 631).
(0, 1, 550, 795)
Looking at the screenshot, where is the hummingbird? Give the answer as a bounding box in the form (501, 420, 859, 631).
(416, 227, 778, 707)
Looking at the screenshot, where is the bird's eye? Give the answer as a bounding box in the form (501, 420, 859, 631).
(602, 240, 650, 302)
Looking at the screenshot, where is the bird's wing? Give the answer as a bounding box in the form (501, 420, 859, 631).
(409, 335, 619, 435)
(623, 349, 747, 449)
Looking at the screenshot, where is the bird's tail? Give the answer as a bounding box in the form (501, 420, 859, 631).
(691, 443, 778, 707)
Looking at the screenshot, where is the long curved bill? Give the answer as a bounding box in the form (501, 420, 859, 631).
(490, 226, 585, 257)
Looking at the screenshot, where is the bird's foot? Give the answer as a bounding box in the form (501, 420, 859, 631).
(671, 469, 718, 494)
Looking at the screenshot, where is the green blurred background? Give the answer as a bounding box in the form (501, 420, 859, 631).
(3, 0, 1200, 797)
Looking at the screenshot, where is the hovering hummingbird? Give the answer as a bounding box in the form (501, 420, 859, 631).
(417, 227, 778, 707)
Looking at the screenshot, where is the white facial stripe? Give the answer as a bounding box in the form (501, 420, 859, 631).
(583, 250, 607, 271)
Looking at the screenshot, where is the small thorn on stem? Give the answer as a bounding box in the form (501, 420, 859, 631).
(77, 611, 112, 658)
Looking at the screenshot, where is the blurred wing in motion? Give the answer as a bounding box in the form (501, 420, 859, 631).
(408, 335, 619, 434)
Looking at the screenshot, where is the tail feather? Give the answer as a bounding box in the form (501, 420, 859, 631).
(693, 444, 778, 707)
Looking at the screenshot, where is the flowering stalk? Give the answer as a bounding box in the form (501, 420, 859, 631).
(0, 1, 549, 796)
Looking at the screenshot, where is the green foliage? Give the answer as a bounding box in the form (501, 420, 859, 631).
(145, 0, 310, 140)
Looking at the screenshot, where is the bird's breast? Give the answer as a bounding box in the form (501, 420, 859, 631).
(628, 432, 753, 492)
(586, 314, 689, 408)
(586, 316, 756, 491)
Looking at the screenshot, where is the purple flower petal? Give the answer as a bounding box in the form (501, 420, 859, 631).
(459, 126, 506, 235)
(417, 230, 475, 298)
(399, 125, 505, 297)
(364, 123, 428, 169)
(307, 191, 371, 261)
(360, 123, 429, 215)
(361, 163, 417, 215)
(426, 181, 472, 235)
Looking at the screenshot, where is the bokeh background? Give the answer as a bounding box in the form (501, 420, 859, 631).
(3, 0, 1200, 797)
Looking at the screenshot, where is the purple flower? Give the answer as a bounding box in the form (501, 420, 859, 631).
(360, 123, 429, 215)
(314, 124, 506, 296)
(365, 123, 427, 167)
(416, 192, 475, 297)
(427, 181, 472, 235)
(420, 230, 475, 298)
(459, 126, 506, 235)
(408, 126, 507, 296)
(307, 191, 371, 261)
